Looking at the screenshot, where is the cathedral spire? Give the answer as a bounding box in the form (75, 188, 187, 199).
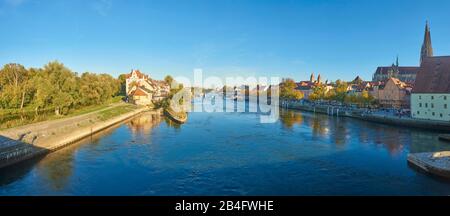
(420, 20, 433, 64)
(310, 73, 315, 82)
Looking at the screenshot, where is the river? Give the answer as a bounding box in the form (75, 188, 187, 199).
(1, 100, 450, 195)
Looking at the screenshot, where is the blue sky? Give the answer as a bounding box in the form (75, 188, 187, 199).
(1, 0, 450, 82)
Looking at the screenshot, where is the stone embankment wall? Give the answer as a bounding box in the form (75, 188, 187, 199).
(0, 107, 154, 169)
(282, 101, 450, 132)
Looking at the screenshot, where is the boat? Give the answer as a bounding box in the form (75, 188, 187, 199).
(164, 107, 187, 124)
(438, 134, 450, 142)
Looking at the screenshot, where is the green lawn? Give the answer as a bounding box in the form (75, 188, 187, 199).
(97, 104, 137, 121)
(0, 96, 128, 130)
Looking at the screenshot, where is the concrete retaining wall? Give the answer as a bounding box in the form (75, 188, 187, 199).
(0, 107, 151, 169)
(283, 101, 450, 132)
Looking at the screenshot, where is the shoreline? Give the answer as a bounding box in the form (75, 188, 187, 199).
(0, 105, 159, 169)
(282, 101, 450, 132)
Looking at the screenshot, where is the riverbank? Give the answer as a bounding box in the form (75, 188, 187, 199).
(0, 96, 125, 130)
(0, 102, 159, 169)
(282, 101, 450, 132)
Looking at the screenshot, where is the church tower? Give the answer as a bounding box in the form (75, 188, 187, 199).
(317, 74, 322, 84)
(310, 73, 315, 82)
(420, 21, 433, 65)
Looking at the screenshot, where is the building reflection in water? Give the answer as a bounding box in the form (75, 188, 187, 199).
(279, 108, 449, 155)
(126, 112, 163, 137)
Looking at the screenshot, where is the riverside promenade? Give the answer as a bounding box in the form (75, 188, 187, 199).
(282, 100, 450, 132)
(0, 103, 156, 169)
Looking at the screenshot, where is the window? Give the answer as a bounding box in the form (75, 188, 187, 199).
(417, 111, 420, 115)
(432, 112, 435, 116)
(440, 113, 443, 118)
(445, 104, 448, 109)
(431, 103, 434, 108)
(425, 103, 428, 108)
(419, 95, 422, 100)
(431, 96, 434, 100)
(445, 96, 448, 100)
(419, 103, 422, 107)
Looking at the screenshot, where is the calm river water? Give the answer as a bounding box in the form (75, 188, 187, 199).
(1, 101, 450, 195)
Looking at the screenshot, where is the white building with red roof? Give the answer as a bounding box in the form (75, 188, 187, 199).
(125, 69, 170, 105)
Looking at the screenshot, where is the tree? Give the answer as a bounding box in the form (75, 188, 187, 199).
(40, 61, 78, 115)
(164, 75, 174, 88)
(332, 80, 349, 102)
(280, 78, 303, 100)
(0, 63, 35, 109)
(309, 84, 327, 101)
(118, 74, 127, 96)
(360, 90, 374, 107)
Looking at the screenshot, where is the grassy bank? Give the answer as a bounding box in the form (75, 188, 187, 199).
(97, 104, 138, 121)
(0, 96, 125, 130)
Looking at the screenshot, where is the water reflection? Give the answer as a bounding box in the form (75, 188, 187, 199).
(127, 112, 163, 135)
(2, 106, 450, 195)
(279, 109, 303, 129)
(279, 108, 450, 155)
(36, 149, 74, 190)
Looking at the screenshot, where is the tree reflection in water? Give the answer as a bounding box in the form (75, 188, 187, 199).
(279, 109, 303, 129)
(36, 150, 74, 191)
(278, 108, 449, 155)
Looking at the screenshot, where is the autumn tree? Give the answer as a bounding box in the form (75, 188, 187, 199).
(280, 78, 303, 100)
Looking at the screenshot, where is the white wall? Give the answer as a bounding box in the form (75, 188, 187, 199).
(411, 93, 450, 121)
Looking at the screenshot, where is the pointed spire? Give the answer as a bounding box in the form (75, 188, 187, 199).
(317, 74, 322, 84)
(310, 73, 315, 82)
(396, 55, 399, 67)
(420, 20, 433, 64)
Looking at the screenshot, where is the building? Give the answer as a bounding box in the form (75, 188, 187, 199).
(374, 78, 412, 109)
(125, 69, 170, 105)
(411, 56, 450, 121)
(129, 87, 153, 106)
(295, 73, 324, 100)
(372, 22, 434, 83)
(410, 22, 450, 122)
(420, 21, 434, 65)
(372, 63, 419, 83)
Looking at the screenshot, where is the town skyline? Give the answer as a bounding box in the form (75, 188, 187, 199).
(2, 0, 450, 81)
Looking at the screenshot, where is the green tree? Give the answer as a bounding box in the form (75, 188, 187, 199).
(309, 84, 327, 101)
(40, 61, 78, 115)
(332, 80, 349, 102)
(0, 63, 35, 109)
(280, 78, 303, 100)
(118, 74, 127, 96)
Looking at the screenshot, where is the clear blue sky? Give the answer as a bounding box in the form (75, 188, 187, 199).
(1, 0, 450, 82)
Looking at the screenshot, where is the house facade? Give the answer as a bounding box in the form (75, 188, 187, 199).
(374, 78, 411, 109)
(411, 56, 450, 121)
(125, 69, 170, 105)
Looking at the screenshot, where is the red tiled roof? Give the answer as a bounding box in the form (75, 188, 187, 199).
(389, 77, 409, 89)
(125, 70, 147, 79)
(132, 88, 149, 96)
(413, 56, 450, 93)
(295, 81, 315, 90)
